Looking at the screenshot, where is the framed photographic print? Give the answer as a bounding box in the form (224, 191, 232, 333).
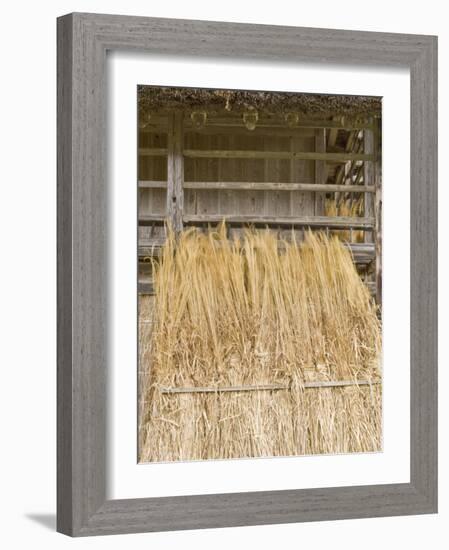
(57, 13, 437, 536)
(136, 86, 382, 464)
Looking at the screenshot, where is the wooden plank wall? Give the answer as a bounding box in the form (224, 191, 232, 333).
(137, 113, 380, 303)
(182, 127, 317, 240)
(138, 131, 166, 245)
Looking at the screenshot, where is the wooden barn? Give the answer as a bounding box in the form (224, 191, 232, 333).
(137, 87, 382, 305)
(137, 87, 383, 462)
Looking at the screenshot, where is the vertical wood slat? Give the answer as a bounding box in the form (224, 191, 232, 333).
(219, 134, 236, 218)
(290, 135, 315, 242)
(184, 131, 197, 216)
(374, 118, 382, 305)
(364, 125, 374, 243)
(315, 129, 326, 215)
(363, 117, 382, 304)
(289, 136, 294, 222)
(167, 111, 184, 232)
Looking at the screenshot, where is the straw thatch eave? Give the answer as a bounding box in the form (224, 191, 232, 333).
(138, 86, 382, 121)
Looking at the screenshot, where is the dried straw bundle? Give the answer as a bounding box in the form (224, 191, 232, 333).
(325, 196, 365, 243)
(138, 226, 381, 462)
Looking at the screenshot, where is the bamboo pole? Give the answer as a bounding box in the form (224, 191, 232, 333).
(159, 379, 381, 394)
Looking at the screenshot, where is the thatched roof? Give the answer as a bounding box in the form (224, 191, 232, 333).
(138, 86, 381, 121)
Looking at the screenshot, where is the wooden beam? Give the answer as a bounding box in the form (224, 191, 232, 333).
(138, 181, 375, 192)
(139, 215, 165, 226)
(348, 243, 376, 255)
(139, 249, 161, 259)
(139, 116, 374, 133)
(138, 147, 168, 156)
(186, 182, 374, 192)
(138, 240, 377, 253)
(166, 111, 184, 233)
(182, 214, 375, 229)
(137, 238, 376, 253)
(364, 125, 375, 244)
(139, 126, 168, 134)
(139, 180, 166, 189)
(183, 149, 374, 162)
(184, 125, 316, 138)
(184, 118, 374, 131)
(138, 282, 154, 295)
(374, 118, 382, 305)
(139, 236, 167, 247)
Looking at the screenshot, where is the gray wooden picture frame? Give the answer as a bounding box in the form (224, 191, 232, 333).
(57, 12, 438, 537)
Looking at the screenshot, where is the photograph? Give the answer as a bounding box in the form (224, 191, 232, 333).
(0, 1, 440, 543)
(137, 86, 383, 463)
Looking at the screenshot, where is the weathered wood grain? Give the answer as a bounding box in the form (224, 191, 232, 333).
(184, 117, 375, 130)
(315, 129, 326, 215)
(364, 125, 375, 244)
(166, 111, 184, 232)
(180, 181, 374, 192)
(182, 213, 374, 229)
(374, 118, 383, 304)
(138, 147, 168, 156)
(183, 149, 374, 161)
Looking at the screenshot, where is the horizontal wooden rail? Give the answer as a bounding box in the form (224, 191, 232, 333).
(139, 252, 374, 268)
(138, 241, 375, 264)
(348, 243, 376, 265)
(138, 282, 154, 295)
(183, 149, 374, 162)
(139, 250, 162, 260)
(138, 214, 375, 230)
(159, 379, 381, 394)
(138, 180, 375, 193)
(182, 214, 375, 229)
(184, 118, 373, 131)
(139, 236, 167, 247)
(184, 125, 316, 137)
(345, 243, 376, 252)
(138, 238, 375, 252)
(137, 148, 373, 162)
(140, 116, 373, 132)
(139, 180, 166, 189)
(138, 147, 168, 156)
(139, 215, 166, 226)
(185, 182, 374, 192)
(138, 279, 375, 296)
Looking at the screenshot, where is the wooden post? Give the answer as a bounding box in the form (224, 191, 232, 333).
(364, 124, 374, 244)
(315, 129, 326, 215)
(167, 110, 184, 233)
(374, 117, 382, 306)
